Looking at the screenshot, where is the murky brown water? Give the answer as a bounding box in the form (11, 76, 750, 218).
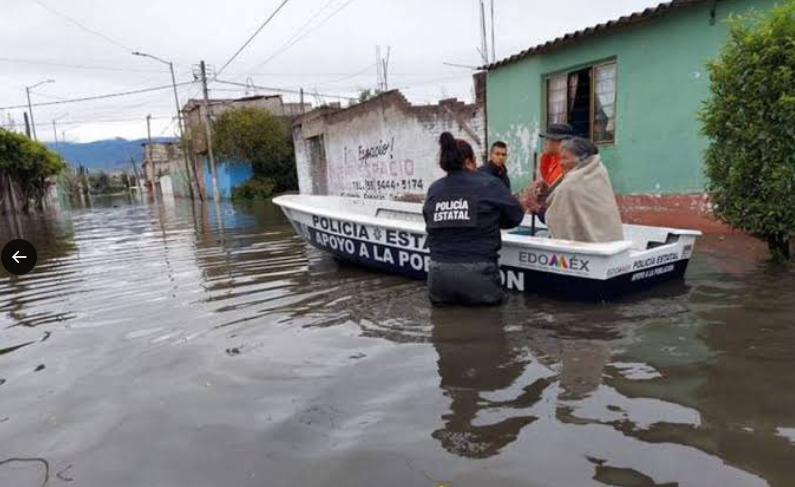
(2, 196, 794, 487)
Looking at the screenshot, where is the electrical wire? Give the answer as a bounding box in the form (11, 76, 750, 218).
(309, 63, 375, 87)
(0, 57, 163, 73)
(254, 0, 358, 71)
(0, 82, 194, 110)
(215, 0, 296, 78)
(30, 0, 134, 52)
(54, 116, 172, 125)
(239, 0, 337, 77)
(214, 78, 356, 100)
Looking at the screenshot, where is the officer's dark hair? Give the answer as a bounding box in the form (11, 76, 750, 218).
(439, 132, 474, 172)
(491, 141, 507, 152)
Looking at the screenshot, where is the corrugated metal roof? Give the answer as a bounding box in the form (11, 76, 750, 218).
(484, 0, 717, 70)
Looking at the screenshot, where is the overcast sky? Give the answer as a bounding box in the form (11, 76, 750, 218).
(0, 0, 663, 143)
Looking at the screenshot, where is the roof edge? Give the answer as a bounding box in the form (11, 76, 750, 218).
(483, 0, 715, 71)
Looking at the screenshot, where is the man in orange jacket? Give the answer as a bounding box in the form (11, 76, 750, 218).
(539, 123, 575, 186)
(521, 123, 574, 215)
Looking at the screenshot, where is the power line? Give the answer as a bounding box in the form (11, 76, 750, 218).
(214, 79, 357, 101)
(0, 57, 163, 73)
(31, 0, 133, 52)
(241, 0, 336, 76)
(306, 63, 375, 87)
(54, 116, 172, 126)
(255, 0, 358, 71)
(215, 0, 296, 78)
(0, 82, 194, 110)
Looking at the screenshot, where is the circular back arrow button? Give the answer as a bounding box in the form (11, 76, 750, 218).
(1, 239, 38, 275)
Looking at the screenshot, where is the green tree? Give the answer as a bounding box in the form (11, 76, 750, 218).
(0, 129, 66, 213)
(700, 3, 795, 261)
(212, 107, 296, 195)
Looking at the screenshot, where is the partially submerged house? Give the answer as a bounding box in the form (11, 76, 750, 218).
(182, 94, 311, 199)
(293, 75, 485, 201)
(141, 141, 187, 198)
(484, 0, 779, 230)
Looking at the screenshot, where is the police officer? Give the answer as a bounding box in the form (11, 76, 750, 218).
(423, 132, 526, 306)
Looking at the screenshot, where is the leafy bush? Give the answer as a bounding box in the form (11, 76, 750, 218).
(212, 107, 297, 193)
(232, 177, 276, 200)
(0, 129, 66, 212)
(700, 2, 795, 260)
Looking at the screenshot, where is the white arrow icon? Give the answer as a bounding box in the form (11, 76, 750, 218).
(12, 251, 26, 264)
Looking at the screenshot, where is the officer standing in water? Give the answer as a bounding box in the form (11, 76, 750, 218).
(423, 132, 526, 306)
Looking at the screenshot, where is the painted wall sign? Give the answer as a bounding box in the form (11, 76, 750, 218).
(295, 100, 484, 200)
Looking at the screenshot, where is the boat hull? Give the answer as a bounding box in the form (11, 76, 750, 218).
(276, 195, 699, 301)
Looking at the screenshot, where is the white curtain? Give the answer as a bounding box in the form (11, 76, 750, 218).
(547, 75, 568, 125)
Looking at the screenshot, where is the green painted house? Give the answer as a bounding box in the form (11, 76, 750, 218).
(485, 0, 780, 229)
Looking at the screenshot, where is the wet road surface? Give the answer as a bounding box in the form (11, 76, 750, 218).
(1, 197, 794, 487)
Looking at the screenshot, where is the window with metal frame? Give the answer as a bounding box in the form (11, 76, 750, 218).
(545, 61, 617, 144)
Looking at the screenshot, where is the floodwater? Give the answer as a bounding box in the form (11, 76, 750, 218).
(1, 196, 794, 487)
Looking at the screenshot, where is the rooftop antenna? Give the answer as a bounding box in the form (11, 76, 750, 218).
(375, 45, 392, 92)
(376, 46, 382, 92)
(382, 46, 391, 91)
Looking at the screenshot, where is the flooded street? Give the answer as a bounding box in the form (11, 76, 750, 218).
(2, 197, 794, 487)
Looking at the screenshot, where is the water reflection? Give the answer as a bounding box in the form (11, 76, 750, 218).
(0, 198, 793, 486)
(430, 307, 550, 458)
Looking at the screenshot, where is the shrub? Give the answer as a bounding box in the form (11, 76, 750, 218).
(700, 2, 795, 261)
(212, 107, 297, 193)
(231, 177, 276, 200)
(0, 129, 66, 212)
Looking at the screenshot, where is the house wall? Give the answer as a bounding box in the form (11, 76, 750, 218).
(294, 94, 485, 200)
(203, 159, 254, 199)
(143, 142, 191, 198)
(486, 0, 779, 198)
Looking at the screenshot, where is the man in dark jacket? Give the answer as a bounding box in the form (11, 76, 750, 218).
(478, 141, 511, 190)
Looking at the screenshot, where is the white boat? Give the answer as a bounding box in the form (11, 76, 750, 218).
(274, 194, 702, 301)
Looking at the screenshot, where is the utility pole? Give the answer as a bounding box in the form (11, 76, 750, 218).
(200, 60, 220, 202)
(300, 88, 305, 114)
(26, 87, 36, 141)
(52, 120, 58, 148)
(23, 112, 31, 138)
(479, 0, 489, 65)
(132, 51, 197, 200)
(145, 115, 155, 200)
(131, 157, 144, 196)
(490, 0, 496, 63)
(168, 62, 196, 201)
(24, 79, 55, 141)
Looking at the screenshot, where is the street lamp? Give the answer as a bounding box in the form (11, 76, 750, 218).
(132, 51, 196, 200)
(25, 79, 55, 141)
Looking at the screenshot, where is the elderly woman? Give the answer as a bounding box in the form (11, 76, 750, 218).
(545, 137, 624, 243)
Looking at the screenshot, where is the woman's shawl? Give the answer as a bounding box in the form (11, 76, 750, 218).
(546, 155, 624, 243)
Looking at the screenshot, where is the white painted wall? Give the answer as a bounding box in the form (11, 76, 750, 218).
(295, 99, 484, 200)
(159, 174, 174, 198)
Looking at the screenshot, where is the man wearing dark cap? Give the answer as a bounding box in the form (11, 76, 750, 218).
(538, 123, 575, 186)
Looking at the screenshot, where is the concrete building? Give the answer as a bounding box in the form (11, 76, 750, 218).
(141, 141, 188, 198)
(484, 0, 779, 231)
(293, 76, 486, 201)
(182, 94, 310, 136)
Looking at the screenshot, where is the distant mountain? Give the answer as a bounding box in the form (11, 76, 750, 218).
(46, 137, 177, 171)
